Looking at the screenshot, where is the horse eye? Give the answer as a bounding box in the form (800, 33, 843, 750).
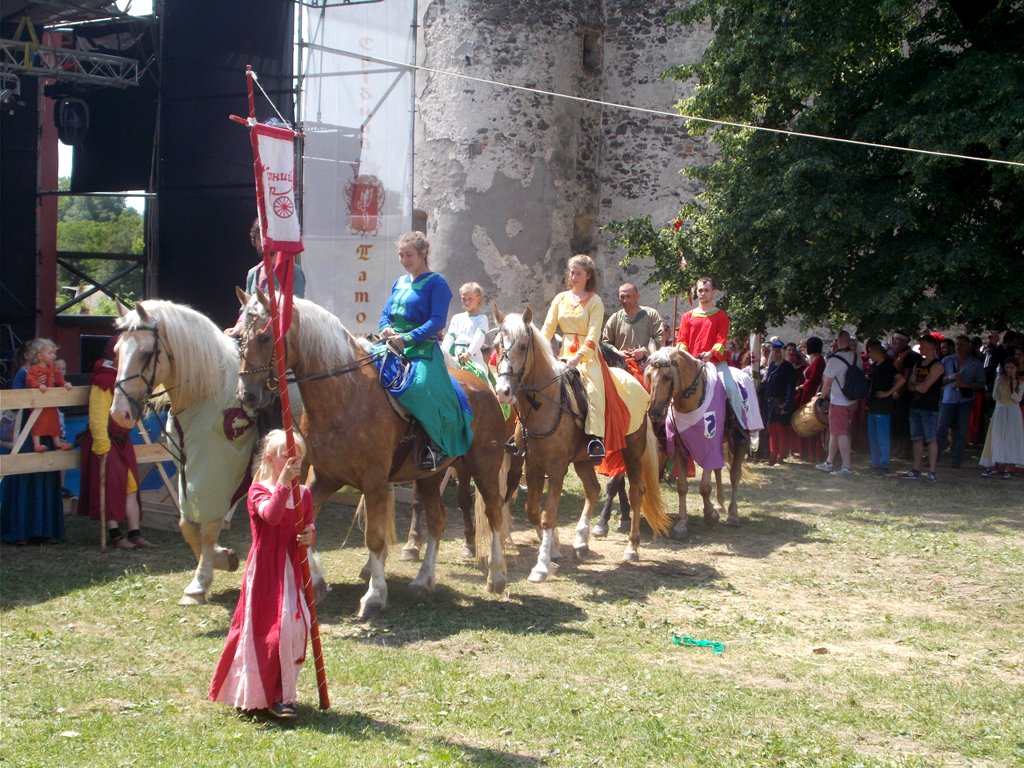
(517, 342, 527, 352)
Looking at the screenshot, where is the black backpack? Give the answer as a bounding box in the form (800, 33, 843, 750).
(830, 352, 869, 400)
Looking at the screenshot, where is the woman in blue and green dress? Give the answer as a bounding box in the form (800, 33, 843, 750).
(377, 231, 474, 470)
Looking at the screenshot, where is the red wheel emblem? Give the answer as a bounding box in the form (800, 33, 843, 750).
(273, 195, 295, 218)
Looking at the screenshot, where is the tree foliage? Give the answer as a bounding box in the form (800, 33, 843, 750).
(55, 178, 144, 313)
(610, 0, 1024, 337)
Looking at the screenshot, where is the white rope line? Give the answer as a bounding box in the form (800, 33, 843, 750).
(306, 45, 1024, 170)
(250, 70, 290, 126)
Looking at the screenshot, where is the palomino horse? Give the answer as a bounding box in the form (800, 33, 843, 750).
(110, 300, 259, 605)
(645, 347, 758, 538)
(235, 291, 511, 618)
(492, 307, 670, 581)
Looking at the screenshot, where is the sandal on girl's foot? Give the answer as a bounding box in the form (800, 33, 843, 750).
(111, 537, 136, 549)
(128, 535, 157, 549)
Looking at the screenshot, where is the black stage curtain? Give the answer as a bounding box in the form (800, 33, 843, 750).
(156, 0, 294, 328)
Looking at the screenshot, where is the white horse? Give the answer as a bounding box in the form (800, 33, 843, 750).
(110, 300, 259, 605)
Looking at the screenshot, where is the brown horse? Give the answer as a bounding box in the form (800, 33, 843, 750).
(235, 291, 511, 618)
(644, 347, 753, 538)
(492, 307, 669, 580)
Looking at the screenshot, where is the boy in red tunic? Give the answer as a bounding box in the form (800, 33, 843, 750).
(676, 278, 750, 434)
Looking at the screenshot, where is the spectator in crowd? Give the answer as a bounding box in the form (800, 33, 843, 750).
(902, 333, 944, 482)
(979, 358, 1024, 478)
(1, 340, 65, 544)
(77, 335, 155, 549)
(889, 331, 922, 460)
(25, 339, 73, 453)
(865, 339, 904, 476)
(760, 340, 797, 465)
(816, 331, 861, 477)
(793, 336, 826, 463)
(937, 334, 986, 468)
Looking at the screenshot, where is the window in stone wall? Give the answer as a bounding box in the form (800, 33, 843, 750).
(582, 27, 603, 72)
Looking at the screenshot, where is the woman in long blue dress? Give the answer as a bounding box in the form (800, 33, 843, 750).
(1, 340, 65, 544)
(376, 232, 473, 470)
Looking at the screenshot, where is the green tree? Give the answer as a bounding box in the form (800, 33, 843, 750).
(609, 0, 1024, 337)
(55, 177, 144, 313)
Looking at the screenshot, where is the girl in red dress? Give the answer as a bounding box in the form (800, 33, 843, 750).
(25, 339, 73, 452)
(209, 430, 314, 718)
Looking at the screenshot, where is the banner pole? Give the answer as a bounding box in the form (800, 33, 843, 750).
(244, 65, 330, 711)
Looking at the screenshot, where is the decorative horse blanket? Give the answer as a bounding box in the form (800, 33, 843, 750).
(664, 364, 763, 470)
(169, 393, 258, 524)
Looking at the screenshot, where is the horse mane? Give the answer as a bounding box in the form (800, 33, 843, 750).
(291, 297, 370, 369)
(117, 299, 238, 411)
(503, 312, 564, 375)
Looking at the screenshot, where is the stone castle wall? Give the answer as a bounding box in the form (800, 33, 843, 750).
(415, 0, 713, 328)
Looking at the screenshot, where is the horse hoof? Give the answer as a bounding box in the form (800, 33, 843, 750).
(527, 567, 548, 583)
(399, 545, 420, 562)
(179, 592, 206, 606)
(592, 522, 609, 538)
(357, 601, 384, 619)
(724, 514, 740, 527)
(622, 548, 640, 563)
(574, 544, 590, 561)
(704, 509, 720, 528)
(224, 550, 239, 572)
(408, 582, 432, 601)
(460, 544, 476, 560)
(670, 520, 689, 541)
(616, 519, 632, 534)
(487, 574, 507, 594)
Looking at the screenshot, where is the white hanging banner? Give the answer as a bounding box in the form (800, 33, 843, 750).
(252, 122, 303, 254)
(299, 0, 415, 332)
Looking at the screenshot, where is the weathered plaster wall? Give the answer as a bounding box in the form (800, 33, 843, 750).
(416, 0, 712, 327)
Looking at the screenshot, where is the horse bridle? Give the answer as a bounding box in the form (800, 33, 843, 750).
(114, 322, 175, 409)
(238, 310, 281, 394)
(238, 306, 391, 391)
(496, 326, 580, 442)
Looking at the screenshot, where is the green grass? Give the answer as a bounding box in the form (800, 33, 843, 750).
(2, 460, 1023, 767)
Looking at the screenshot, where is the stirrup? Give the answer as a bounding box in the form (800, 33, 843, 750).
(587, 436, 606, 460)
(504, 437, 521, 456)
(420, 445, 445, 472)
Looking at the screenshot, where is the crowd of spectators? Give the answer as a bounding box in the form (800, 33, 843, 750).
(726, 329, 1024, 481)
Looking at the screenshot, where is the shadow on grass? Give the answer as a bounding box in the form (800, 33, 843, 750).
(258, 708, 543, 765)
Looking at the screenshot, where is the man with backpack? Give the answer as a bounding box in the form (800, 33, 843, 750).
(816, 330, 866, 477)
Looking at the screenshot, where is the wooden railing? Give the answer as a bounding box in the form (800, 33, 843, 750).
(0, 386, 177, 507)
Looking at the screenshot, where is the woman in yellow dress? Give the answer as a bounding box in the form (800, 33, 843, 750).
(541, 254, 635, 461)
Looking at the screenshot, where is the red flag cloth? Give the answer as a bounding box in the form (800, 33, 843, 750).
(272, 251, 295, 338)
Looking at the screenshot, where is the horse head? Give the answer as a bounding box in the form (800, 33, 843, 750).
(111, 302, 173, 428)
(492, 305, 536, 403)
(235, 287, 281, 411)
(645, 347, 705, 425)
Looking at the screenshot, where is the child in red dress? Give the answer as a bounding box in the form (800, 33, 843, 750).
(25, 339, 73, 452)
(209, 430, 315, 718)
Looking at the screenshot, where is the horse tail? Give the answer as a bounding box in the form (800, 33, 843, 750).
(355, 490, 398, 548)
(475, 453, 513, 560)
(637, 418, 671, 537)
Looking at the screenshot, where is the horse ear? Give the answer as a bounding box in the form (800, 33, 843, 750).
(135, 303, 150, 323)
(522, 306, 533, 324)
(115, 299, 131, 318)
(493, 306, 505, 324)
(236, 286, 250, 307)
(255, 288, 270, 310)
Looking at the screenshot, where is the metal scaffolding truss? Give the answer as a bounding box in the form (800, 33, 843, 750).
(0, 38, 138, 87)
